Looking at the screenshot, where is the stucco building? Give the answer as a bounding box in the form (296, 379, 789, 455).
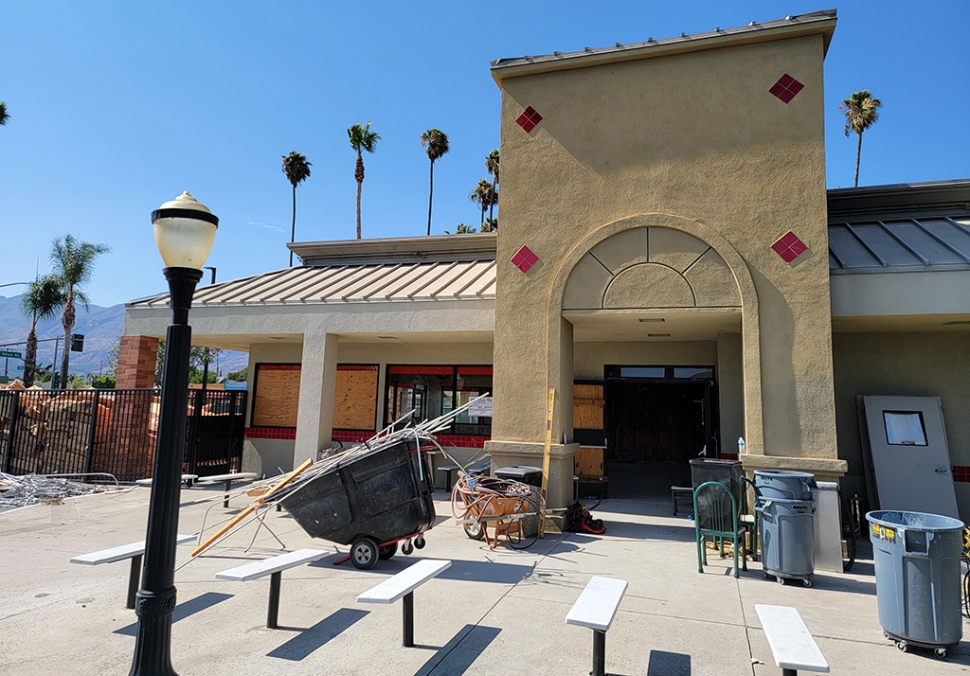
(122, 10, 970, 518)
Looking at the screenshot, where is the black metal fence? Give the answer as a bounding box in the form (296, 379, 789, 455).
(0, 388, 247, 482)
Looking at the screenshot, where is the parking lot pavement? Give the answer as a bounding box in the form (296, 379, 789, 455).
(1, 486, 967, 675)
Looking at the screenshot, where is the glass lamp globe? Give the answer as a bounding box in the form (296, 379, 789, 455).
(151, 191, 219, 269)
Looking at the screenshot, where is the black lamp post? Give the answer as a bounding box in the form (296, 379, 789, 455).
(129, 191, 218, 676)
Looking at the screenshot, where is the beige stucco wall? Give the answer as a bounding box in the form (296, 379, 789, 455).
(832, 331, 970, 518)
(492, 29, 842, 477)
(573, 340, 717, 380)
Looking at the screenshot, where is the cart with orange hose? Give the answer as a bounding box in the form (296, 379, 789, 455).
(452, 473, 544, 549)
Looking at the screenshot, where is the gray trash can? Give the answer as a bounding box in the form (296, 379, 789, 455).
(757, 498, 816, 586)
(753, 470, 817, 501)
(866, 510, 964, 657)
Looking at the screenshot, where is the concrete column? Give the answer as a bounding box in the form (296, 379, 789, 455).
(294, 331, 338, 467)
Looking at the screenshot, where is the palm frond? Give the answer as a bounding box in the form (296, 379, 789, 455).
(420, 128, 450, 162)
(21, 275, 66, 323)
(349, 121, 380, 153)
(281, 151, 312, 188)
(0, 101, 9, 126)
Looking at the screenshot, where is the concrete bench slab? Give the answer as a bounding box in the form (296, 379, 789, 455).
(755, 604, 829, 675)
(566, 575, 628, 676)
(216, 549, 329, 628)
(357, 559, 451, 646)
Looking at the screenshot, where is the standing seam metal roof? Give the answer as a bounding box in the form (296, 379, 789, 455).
(127, 259, 497, 308)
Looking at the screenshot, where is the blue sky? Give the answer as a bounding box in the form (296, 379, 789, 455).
(1, 1, 967, 307)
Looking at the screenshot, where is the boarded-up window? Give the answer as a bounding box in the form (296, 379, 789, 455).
(252, 364, 301, 427)
(334, 365, 379, 431)
(573, 383, 605, 430)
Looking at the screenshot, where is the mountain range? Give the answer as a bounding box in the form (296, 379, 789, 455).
(0, 295, 247, 381)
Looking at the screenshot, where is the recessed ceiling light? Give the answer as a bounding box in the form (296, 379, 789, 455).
(943, 321, 970, 326)
(378, 336, 398, 340)
(270, 336, 286, 340)
(648, 333, 671, 338)
(638, 318, 665, 323)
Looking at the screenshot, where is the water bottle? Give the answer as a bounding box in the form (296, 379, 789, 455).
(738, 437, 746, 455)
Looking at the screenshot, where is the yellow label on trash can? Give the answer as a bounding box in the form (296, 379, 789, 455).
(871, 523, 896, 542)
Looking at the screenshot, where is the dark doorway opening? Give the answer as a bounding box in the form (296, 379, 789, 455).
(603, 365, 717, 500)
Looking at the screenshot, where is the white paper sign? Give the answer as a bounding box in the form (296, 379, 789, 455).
(468, 396, 493, 418)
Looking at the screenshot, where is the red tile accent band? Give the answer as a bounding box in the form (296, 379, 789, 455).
(720, 453, 739, 460)
(952, 465, 970, 483)
(434, 434, 490, 449)
(245, 426, 296, 440)
(769, 73, 804, 103)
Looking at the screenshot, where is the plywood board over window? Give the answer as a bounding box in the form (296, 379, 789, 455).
(334, 365, 379, 431)
(574, 383, 605, 430)
(252, 364, 301, 427)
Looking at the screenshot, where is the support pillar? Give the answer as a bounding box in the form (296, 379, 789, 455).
(294, 331, 338, 467)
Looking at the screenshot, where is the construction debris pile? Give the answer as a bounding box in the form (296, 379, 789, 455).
(0, 472, 122, 510)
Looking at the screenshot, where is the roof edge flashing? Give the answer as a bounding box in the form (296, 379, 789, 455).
(490, 10, 836, 85)
(290, 232, 497, 265)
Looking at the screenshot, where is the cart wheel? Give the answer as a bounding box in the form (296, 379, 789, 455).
(775, 575, 786, 586)
(883, 631, 891, 640)
(350, 538, 379, 570)
(895, 640, 909, 653)
(414, 534, 426, 549)
(378, 542, 398, 560)
(402, 539, 414, 555)
(802, 578, 813, 588)
(463, 522, 486, 541)
(934, 648, 948, 659)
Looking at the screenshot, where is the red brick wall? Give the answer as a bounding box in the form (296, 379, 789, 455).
(116, 335, 159, 389)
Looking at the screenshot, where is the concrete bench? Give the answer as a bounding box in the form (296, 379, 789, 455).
(70, 534, 196, 609)
(215, 548, 329, 628)
(196, 472, 258, 507)
(436, 465, 459, 491)
(357, 559, 451, 647)
(755, 604, 829, 676)
(670, 485, 693, 515)
(135, 474, 198, 487)
(565, 576, 628, 676)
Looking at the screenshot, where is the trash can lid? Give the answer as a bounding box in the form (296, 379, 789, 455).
(866, 510, 964, 532)
(753, 469, 815, 479)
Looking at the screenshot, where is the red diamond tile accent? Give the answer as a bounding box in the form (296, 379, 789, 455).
(511, 245, 539, 273)
(769, 73, 804, 104)
(771, 231, 807, 263)
(515, 106, 543, 133)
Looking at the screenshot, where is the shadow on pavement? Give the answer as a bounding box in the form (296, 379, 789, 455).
(313, 555, 536, 585)
(267, 608, 369, 661)
(416, 624, 501, 676)
(114, 592, 233, 636)
(648, 649, 691, 675)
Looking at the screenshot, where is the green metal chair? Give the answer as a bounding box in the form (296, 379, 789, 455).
(693, 481, 751, 578)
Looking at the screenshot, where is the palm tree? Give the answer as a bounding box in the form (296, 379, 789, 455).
(348, 121, 380, 239)
(839, 90, 882, 188)
(49, 235, 111, 388)
(281, 151, 312, 267)
(420, 129, 450, 236)
(484, 149, 500, 222)
(0, 102, 9, 126)
(469, 179, 496, 229)
(20, 275, 66, 387)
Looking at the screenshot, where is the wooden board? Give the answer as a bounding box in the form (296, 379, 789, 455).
(573, 383, 605, 430)
(576, 446, 604, 477)
(333, 367, 378, 431)
(252, 365, 301, 427)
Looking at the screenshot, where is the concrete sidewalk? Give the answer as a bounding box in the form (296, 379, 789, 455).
(1, 484, 966, 675)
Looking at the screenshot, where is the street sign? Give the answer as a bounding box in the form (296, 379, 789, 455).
(0, 350, 22, 359)
(17, 365, 24, 370)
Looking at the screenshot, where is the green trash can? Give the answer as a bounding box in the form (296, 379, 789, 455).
(866, 510, 964, 657)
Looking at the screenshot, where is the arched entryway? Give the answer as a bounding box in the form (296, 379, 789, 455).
(549, 215, 762, 498)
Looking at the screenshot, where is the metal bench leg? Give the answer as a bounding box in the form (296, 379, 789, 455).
(592, 629, 606, 676)
(403, 591, 414, 647)
(782, 670, 797, 676)
(267, 571, 281, 629)
(224, 479, 232, 508)
(127, 554, 143, 610)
